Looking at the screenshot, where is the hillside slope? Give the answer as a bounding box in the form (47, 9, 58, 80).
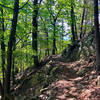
(12, 54, 100, 100)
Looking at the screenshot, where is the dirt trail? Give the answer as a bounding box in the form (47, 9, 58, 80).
(14, 55, 100, 100)
(39, 55, 100, 100)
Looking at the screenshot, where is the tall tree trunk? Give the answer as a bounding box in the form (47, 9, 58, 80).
(12, 54, 15, 84)
(71, 0, 76, 43)
(12, 42, 16, 84)
(1, 8, 5, 98)
(4, 0, 19, 99)
(80, 0, 86, 40)
(94, 0, 100, 71)
(52, 21, 57, 55)
(75, 23, 78, 40)
(32, 0, 39, 67)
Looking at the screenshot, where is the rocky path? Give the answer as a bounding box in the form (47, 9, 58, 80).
(39, 55, 100, 100)
(14, 55, 100, 100)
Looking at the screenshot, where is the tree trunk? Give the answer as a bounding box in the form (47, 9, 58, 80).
(4, 0, 19, 99)
(94, 0, 100, 71)
(32, 0, 39, 67)
(1, 8, 5, 98)
(12, 55, 15, 84)
(0, 81, 3, 98)
(80, 0, 86, 40)
(12, 42, 16, 84)
(71, 0, 76, 43)
(75, 23, 78, 40)
(52, 21, 57, 55)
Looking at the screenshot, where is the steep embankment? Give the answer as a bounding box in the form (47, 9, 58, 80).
(12, 54, 100, 100)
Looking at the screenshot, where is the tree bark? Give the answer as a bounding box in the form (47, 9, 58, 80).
(1, 8, 5, 98)
(71, 0, 77, 43)
(52, 21, 57, 55)
(12, 42, 16, 84)
(32, 0, 39, 67)
(4, 0, 19, 99)
(80, 0, 86, 39)
(94, 0, 100, 71)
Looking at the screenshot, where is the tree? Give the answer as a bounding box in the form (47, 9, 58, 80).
(4, 0, 19, 99)
(32, 0, 42, 67)
(94, 0, 100, 71)
(0, 7, 5, 97)
(32, 0, 39, 67)
(80, 0, 86, 40)
(70, 0, 78, 44)
(46, 0, 64, 55)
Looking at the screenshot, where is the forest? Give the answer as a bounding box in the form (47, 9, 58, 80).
(0, 0, 100, 100)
